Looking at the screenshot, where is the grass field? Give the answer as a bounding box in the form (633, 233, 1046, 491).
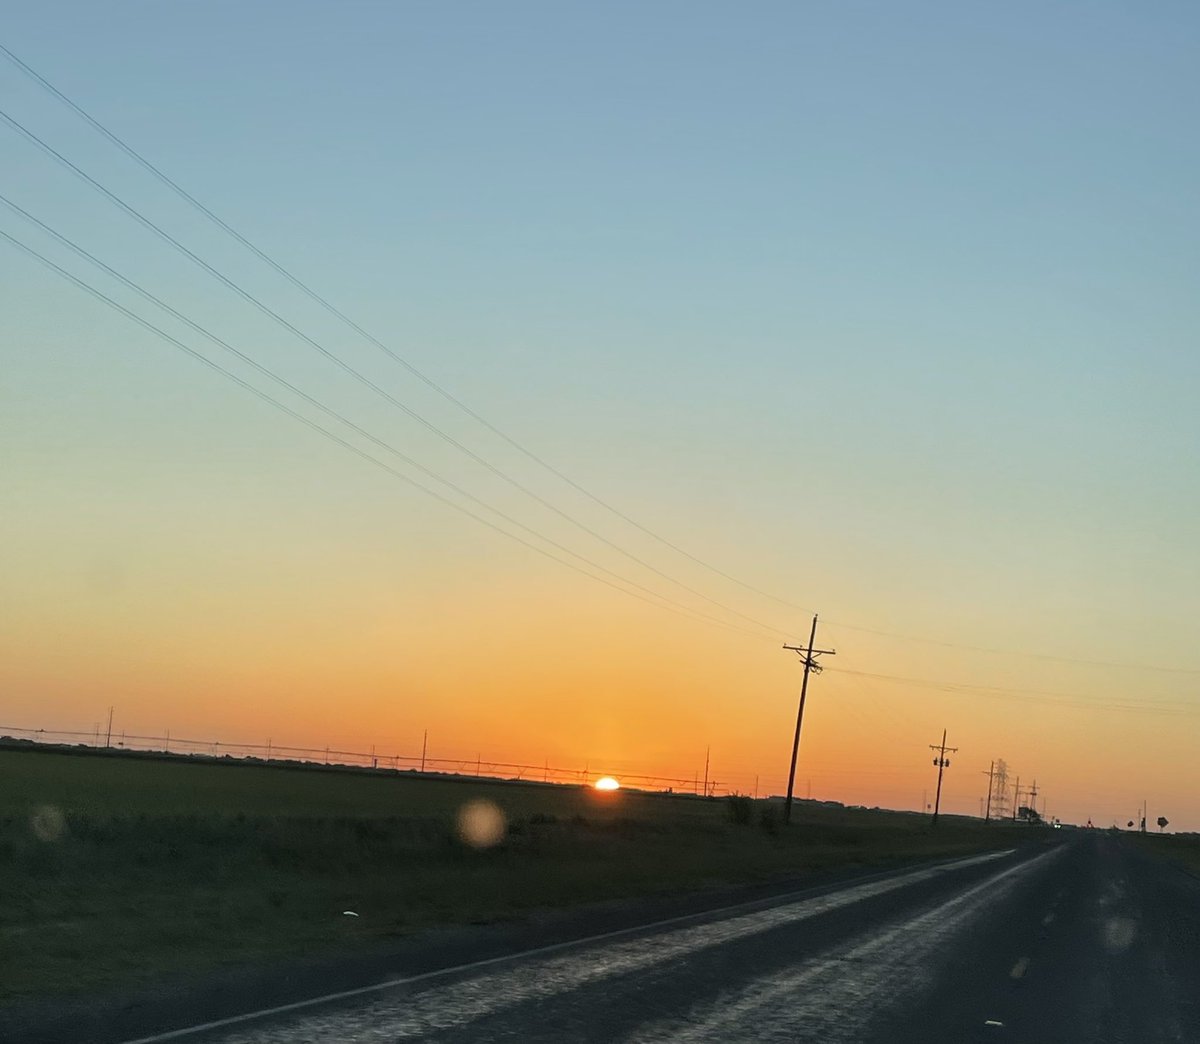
(1127, 832, 1200, 876)
(2, 746, 1020, 1004)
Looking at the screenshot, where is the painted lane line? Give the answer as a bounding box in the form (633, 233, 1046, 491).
(1010, 957, 1030, 979)
(119, 849, 1015, 1044)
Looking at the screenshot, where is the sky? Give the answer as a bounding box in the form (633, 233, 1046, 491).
(3, 2, 1198, 829)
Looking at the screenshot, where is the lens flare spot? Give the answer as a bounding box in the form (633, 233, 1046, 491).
(456, 799, 506, 848)
(594, 776, 621, 792)
(30, 805, 66, 842)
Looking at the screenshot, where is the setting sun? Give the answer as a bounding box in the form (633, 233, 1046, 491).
(594, 777, 621, 792)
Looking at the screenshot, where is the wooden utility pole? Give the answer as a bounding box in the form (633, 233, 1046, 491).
(983, 761, 995, 822)
(929, 729, 957, 826)
(420, 729, 428, 773)
(703, 746, 710, 798)
(782, 614, 836, 824)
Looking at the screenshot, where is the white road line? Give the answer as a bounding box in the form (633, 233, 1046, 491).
(119, 849, 1014, 1044)
(1010, 956, 1030, 979)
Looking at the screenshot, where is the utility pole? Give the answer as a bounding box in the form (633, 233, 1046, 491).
(421, 730, 428, 773)
(928, 729, 957, 826)
(703, 746, 710, 798)
(1028, 780, 1039, 823)
(983, 761, 995, 822)
(1012, 776, 1021, 821)
(782, 614, 836, 824)
(105, 706, 114, 749)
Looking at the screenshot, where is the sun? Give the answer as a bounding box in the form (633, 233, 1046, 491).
(594, 776, 621, 791)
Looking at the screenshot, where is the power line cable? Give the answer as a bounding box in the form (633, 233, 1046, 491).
(827, 667, 1199, 715)
(0, 39, 815, 620)
(6, 46, 1198, 675)
(0, 102, 793, 641)
(0, 193, 783, 643)
(0, 224, 779, 643)
(9, 45, 1199, 675)
(821, 620, 1200, 676)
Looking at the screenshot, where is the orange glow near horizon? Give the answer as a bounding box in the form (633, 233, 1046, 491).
(594, 777, 621, 791)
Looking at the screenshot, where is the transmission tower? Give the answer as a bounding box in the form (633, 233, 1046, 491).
(990, 758, 1010, 820)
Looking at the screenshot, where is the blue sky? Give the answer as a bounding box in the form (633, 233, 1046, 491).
(3, 3, 1199, 824)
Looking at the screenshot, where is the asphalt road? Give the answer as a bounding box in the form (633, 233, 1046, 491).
(108, 834, 1200, 1044)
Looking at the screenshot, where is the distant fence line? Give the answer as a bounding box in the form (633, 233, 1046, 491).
(0, 724, 735, 796)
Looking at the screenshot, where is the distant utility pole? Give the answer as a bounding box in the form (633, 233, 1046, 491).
(105, 706, 114, 749)
(421, 730, 428, 773)
(703, 746, 710, 798)
(983, 761, 995, 822)
(1028, 779, 1039, 822)
(782, 614, 836, 824)
(928, 729, 957, 826)
(1012, 776, 1021, 821)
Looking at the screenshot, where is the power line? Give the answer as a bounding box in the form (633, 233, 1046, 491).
(5, 45, 1199, 678)
(820, 619, 1200, 676)
(0, 195, 783, 643)
(0, 39, 817, 621)
(0, 226, 781, 643)
(826, 667, 1199, 715)
(0, 102, 793, 642)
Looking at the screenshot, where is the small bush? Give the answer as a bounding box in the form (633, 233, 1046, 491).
(759, 804, 780, 834)
(726, 795, 754, 825)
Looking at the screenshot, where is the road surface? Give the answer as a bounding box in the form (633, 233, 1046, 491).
(109, 834, 1200, 1044)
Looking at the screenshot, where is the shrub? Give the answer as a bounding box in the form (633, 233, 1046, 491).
(726, 795, 754, 825)
(759, 804, 780, 834)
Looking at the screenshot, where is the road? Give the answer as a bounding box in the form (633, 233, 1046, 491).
(105, 834, 1200, 1044)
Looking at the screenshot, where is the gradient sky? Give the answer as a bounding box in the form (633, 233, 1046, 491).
(3, 3, 1198, 829)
